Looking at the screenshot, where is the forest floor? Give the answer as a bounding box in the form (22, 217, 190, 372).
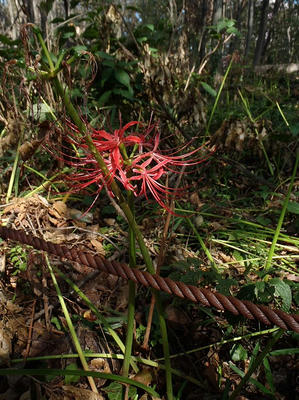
(0, 144, 298, 399)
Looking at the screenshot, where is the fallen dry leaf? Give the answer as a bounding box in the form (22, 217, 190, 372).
(62, 386, 105, 400)
(132, 368, 153, 386)
(90, 239, 105, 255)
(0, 321, 12, 365)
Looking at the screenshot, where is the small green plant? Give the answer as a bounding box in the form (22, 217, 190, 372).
(8, 244, 27, 274)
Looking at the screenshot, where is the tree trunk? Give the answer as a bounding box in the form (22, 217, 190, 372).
(244, 0, 254, 60)
(213, 0, 223, 25)
(199, 0, 208, 62)
(261, 0, 283, 63)
(7, 0, 19, 39)
(253, 0, 269, 66)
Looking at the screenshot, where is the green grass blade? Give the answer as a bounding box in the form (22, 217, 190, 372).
(265, 150, 299, 272)
(45, 255, 98, 393)
(0, 368, 160, 397)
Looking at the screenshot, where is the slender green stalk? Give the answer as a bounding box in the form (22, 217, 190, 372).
(229, 329, 284, 400)
(238, 89, 274, 176)
(265, 150, 299, 272)
(276, 101, 289, 127)
(123, 191, 137, 378)
(54, 73, 173, 396)
(203, 56, 234, 142)
(176, 202, 219, 273)
(23, 165, 63, 197)
(53, 265, 138, 373)
(32, 27, 55, 71)
(11, 353, 202, 387)
(6, 139, 21, 203)
(0, 368, 160, 397)
(34, 27, 173, 399)
(45, 255, 98, 393)
(156, 327, 279, 361)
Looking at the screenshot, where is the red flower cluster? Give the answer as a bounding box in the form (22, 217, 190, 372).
(64, 121, 208, 212)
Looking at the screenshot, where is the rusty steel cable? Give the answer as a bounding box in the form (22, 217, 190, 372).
(0, 226, 298, 333)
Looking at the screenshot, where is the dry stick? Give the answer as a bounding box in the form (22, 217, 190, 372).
(42, 262, 51, 331)
(24, 299, 37, 359)
(142, 167, 186, 349)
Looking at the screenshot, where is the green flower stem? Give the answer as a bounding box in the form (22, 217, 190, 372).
(203, 56, 234, 142)
(6, 138, 21, 203)
(45, 255, 98, 393)
(53, 265, 138, 373)
(264, 149, 299, 273)
(123, 191, 137, 378)
(230, 329, 284, 400)
(119, 203, 173, 398)
(34, 28, 173, 399)
(32, 26, 55, 72)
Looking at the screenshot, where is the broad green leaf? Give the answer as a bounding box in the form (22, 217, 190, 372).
(269, 278, 292, 311)
(72, 45, 87, 54)
(287, 201, 299, 214)
(62, 32, 75, 39)
(105, 381, 137, 400)
(114, 69, 130, 88)
(102, 60, 115, 68)
(98, 90, 112, 106)
(101, 68, 113, 86)
(71, 88, 82, 98)
(137, 36, 148, 43)
(143, 24, 154, 31)
(216, 278, 237, 296)
(113, 88, 134, 100)
(201, 82, 217, 97)
(96, 51, 115, 60)
(230, 344, 248, 361)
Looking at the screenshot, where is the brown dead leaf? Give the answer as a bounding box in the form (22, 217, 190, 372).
(189, 192, 204, 209)
(43, 231, 80, 244)
(62, 386, 105, 400)
(209, 221, 225, 231)
(0, 321, 12, 365)
(83, 309, 97, 322)
(0, 254, 5, 273)
(24, 324, 67, 357)
(52, 201, 68, 217)
(19, 139, 42, 161)
(90, 239, 105, 255)
(132, 368, 153, 386)
(203, 348, 221, 390)
(90, 358, 112, 387)
(282, 273, 299, 282)
(103, 218, 116, 226)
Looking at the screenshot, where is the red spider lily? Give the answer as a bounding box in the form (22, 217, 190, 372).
(62, 120, 209, 212)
